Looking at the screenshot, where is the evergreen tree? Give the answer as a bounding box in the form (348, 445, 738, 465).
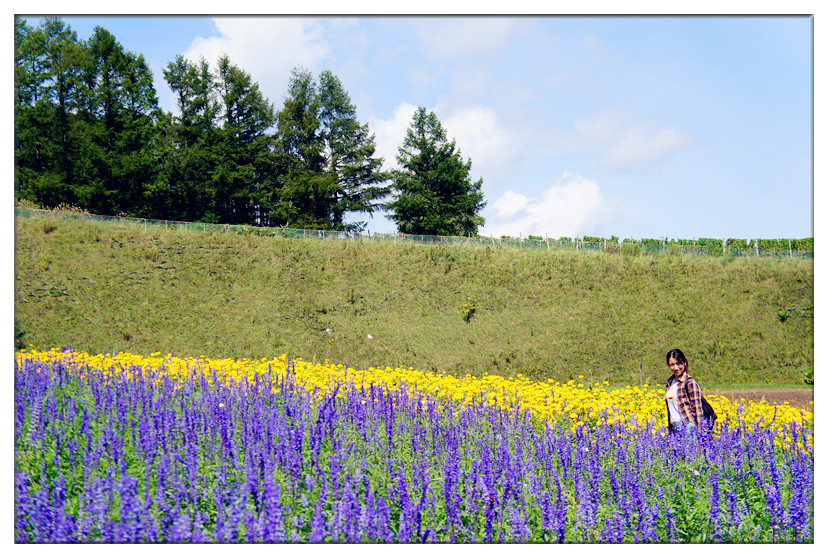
(318, 70, 389, 231)
(160, 55, 220, 221)
(15, 19, 387, 231)
(387, 107, 486, 236)
(111, 52, 166, 217)
(161, 55, 277, 225)
(208, 55, 277, 225)
(14, 17, 167, 214)
(73, 25, 163, 216)
(41, 18, 86, 196)
(273, 67, 388, 231)
(15, 16, 67, 206)
(211, 55, 277, 224)
(273, 67, 330, 229)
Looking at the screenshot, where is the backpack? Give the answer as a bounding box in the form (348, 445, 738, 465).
(681, 376, 718, 427)
(701, 396, 718, 426)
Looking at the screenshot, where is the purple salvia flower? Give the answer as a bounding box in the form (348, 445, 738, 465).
(168, 505, 192, 543)
(309, 476, 329, 543)
(339, 473, 362, 543)
(14, 471, 34, 543)
(309, 500, 327, 542)
(787, 445, 813, 542)
(575, 475, 598, 541)
(49, 473, 77, 543)
(392, 463, 413, 543)
(373, 495, 394, 542)
(600, 509, 625, 543)
(707, 466, 722, 541)
(189, 511, 207, 543)
(113, 475, 141, 543)
(289, 514, 303, 542)
(725, 487, 740, 540)
(507, 501, 531, 542)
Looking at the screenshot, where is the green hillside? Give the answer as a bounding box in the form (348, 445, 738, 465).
(14, 212, 813, 387)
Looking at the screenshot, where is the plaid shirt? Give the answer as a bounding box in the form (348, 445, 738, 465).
(665, 372, 704, 429)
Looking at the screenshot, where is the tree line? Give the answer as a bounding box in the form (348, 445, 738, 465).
(14, 17, 486, 235)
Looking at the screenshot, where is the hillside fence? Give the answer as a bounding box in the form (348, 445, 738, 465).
(14, 207, 814, 260)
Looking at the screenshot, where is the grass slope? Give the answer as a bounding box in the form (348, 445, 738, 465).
(14, 213, 813, 387)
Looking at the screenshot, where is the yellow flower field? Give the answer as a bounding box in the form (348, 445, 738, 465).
(16, 348, 812, 443)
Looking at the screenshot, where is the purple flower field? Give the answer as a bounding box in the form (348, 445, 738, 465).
(14, 354, 813, 543)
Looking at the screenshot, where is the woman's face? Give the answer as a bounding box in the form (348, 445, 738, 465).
(668, 357, 687, 377)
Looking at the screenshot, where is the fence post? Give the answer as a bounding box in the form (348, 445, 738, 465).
(789, 239, 793, 259)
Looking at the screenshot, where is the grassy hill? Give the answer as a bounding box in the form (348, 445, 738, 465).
(14, 212, 813, 387)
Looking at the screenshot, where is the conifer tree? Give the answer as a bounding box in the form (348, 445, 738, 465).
(273, 67, 388, 231)
(159, 55, 219, 220)
(388, 107, 486, 236)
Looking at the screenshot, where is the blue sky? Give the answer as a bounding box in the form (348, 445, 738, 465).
(24, 13, 815, 241)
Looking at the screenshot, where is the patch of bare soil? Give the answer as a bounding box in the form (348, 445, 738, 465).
(706, 388, 814, 412)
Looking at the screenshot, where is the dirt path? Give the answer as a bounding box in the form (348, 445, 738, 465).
(706, 388, 814, 411)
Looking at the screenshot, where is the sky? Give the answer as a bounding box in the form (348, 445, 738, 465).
(17, 12, 816, 242)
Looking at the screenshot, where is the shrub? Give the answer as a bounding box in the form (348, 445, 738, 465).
(726, 238, 750, 249)
(462, 299, 476, 323)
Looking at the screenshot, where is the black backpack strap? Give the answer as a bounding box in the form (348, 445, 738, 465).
(684, 378, 717, 425)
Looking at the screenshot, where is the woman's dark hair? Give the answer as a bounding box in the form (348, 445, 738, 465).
(666, 349, 688, 366)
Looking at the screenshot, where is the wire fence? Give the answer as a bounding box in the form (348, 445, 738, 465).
(14, 206, 814, 260)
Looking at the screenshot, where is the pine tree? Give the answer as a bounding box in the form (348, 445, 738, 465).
(274, 67, 335, 229)
(15, 18, 164, 215)
(76, 26, 164, 216)
(388, 107, 486, 236)
(210, 55, 277, 225)
(15, 16, 60, 205)
(161, 55, 220, 221)
(318, 70, 389, 231)
(273, 67, 388, 231)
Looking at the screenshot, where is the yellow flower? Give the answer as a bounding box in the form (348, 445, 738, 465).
(14, 347, 812, 445)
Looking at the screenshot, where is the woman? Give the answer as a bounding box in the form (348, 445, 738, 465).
(664, 348, 705, 434)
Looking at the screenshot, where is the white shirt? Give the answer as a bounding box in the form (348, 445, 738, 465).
(665, 381, 683, 426)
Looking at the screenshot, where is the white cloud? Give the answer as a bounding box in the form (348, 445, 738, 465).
(549, 107, 695, 170)
(482, 172, 617, 239)
(368, 102, 419, 169)
(606, 125, 695, 169)
(410, 18, 515, 60)
(181, 17, 330, 110)
(491, 190, 528, 219)
(442, 106, 523, 175)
